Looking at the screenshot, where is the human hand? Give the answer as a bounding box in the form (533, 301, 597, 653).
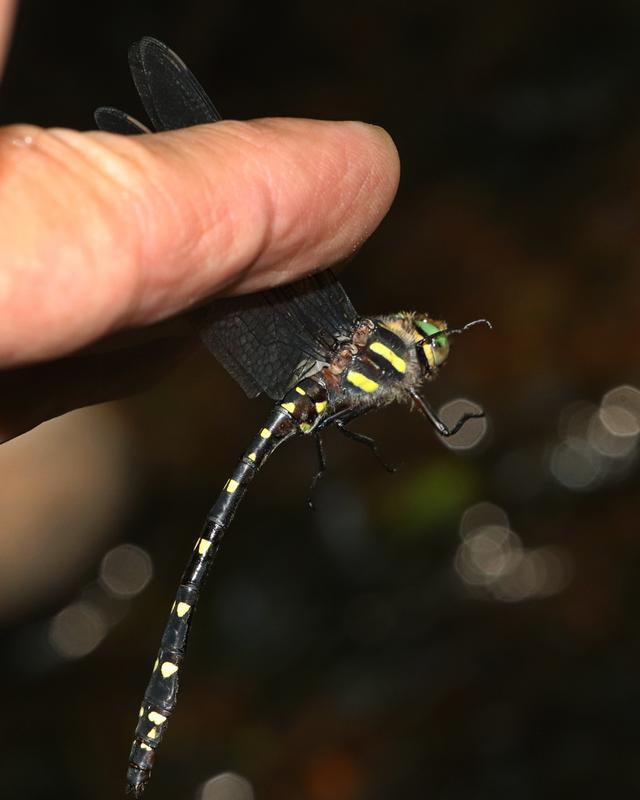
(0, 5, 399, 439)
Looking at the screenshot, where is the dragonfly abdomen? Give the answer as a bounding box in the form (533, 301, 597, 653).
(278, 376, 331, 433)
(126, 405, 299, 796)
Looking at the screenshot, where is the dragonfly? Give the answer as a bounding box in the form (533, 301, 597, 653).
(95, 36, 491, 797)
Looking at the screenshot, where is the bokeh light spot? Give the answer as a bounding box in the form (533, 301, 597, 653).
(198, 772, 254, 800)
(459, 502, 509, 538)
(602, 384, 640, 428)
(99, 543, 153, 598)
(550, 437, 601, 490)
(599, 404, 639, 437)
(455, 525, 522, 586)
(490, 547, 573, 602)
(438, 398, 488, 450)
(588, 410, 637, 459)
(48, 601, 107, 659)
(557, 401, 597, 439)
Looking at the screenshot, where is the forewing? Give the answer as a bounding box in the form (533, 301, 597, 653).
(129, 36, 222, 131)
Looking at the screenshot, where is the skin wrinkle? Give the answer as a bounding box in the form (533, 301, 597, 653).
(0, 127, 144, 359)
(134, 128, 276, 318)
(237, 121, 367, 280)
(326, 126, 391, 244)
(180, 189, 254, 307)
(146, 122, 289, 304)
(337, 128, 395, 223)
(221, 121, 338, 255)
(141, 127, 266, 275)
(194, 127, 274, 278)
(31, 129, 144, 328)
(236, 131, 391, 291)
(5, 129, 111, 275)
(259, 127, 382, 274)
(218, 122, 282, 265)
(293, 137, 352, 254)
(102, 135, 187, 316)
(46, 129, 220, 325)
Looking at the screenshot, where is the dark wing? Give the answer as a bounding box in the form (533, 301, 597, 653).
(197, 271, 358, 400)
(94, 106, 150, 134)
(95, 36, 221, 134)
(128, 36, 221, 130)
(94, 37, 358, 400)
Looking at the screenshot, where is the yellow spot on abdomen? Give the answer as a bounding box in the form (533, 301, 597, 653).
(369, 341, 407, 374)
(248, 452, 257, 462)
(176, 602, 191, 618)
(140, 742, 152, 751)
(160, 662, 179, 679)
(197, 538, 211, 555)
(148, 711, 167, 725)
(147, 727, 157, 739)
(315, 401, 327, 413)
(260, 428, 271, 439)
(281, 402, 296, 413)
(300, 423, 312, 433)
(347, 371, 379, 393)
(225, 478, 239, 493)
(295, 386, 306, 395)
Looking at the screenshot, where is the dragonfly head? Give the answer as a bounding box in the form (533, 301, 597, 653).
(414, 317, 450, 373)
(413, 317, 493, 376)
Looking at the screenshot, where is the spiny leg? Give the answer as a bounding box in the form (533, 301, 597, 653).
(307, 433, 327, 511)
(336, 420, 398, 473)
(410, 390, 484, 438)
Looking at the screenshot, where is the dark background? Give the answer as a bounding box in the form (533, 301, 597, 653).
(1, 1, 640, 799)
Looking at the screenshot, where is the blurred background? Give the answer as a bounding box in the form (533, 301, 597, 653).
(1, 1, 640, 798)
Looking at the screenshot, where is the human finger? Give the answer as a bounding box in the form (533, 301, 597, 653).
(0, 117, 399, 367)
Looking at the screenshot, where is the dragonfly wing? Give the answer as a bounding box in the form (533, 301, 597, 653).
(128, 36, 222, 131)
(197, 270, 358, 400)
(94, 106, 150, 134)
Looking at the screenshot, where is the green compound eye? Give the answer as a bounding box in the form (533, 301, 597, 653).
(415, 319, 448, 350)
(414, 318, 450, 369)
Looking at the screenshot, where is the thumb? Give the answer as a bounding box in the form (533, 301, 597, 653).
(0, 117, 399, 367)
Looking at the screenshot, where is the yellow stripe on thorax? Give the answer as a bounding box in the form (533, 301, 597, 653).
(369, 340, 407, 374)
(347, 370, 379, 393)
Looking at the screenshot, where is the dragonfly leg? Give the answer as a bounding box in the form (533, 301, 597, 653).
(307, 433, 327, 511)
(336, 420, 398, 473)
(410, 391, 484, 437)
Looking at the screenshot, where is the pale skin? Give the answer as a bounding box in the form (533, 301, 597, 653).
(0, 1, 400, 438)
